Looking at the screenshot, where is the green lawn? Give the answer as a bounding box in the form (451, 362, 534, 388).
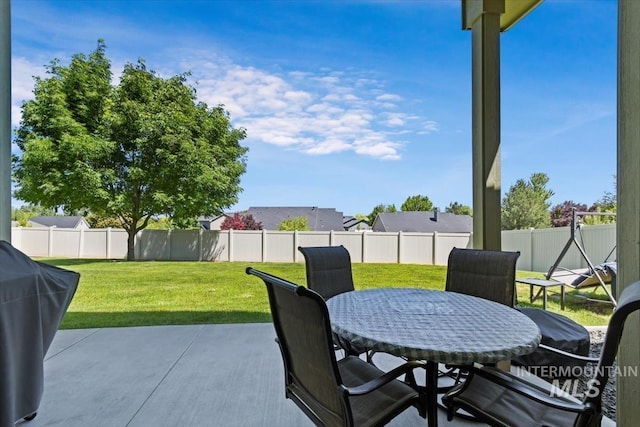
(40, 259, 613, 329)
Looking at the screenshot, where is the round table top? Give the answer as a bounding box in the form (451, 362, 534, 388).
(326, 288, 541, 364)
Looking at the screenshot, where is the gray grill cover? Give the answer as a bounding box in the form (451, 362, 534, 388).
(0, 241, 79, 426)
(513, 307, 590, 375)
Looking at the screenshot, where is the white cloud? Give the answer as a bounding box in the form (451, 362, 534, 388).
(10, 48, 439, 161)
(180, 51, 424, 160)
(417, 120, 439, 134)
(377, 93, 402, 102)
(11, 57, 47, 128)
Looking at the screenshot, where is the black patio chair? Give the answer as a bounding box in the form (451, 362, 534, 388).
(442, 280, 640, 427)
(444, 248, 591, 381)
(440, 248, 521, 385)
(246, 267, 425, 427)
(298, 245, 368, 358)
(298, 245, 355, 300)
(445, 247, 520, 307)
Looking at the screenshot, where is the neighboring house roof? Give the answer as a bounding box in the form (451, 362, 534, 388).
(198, 214, 229, 230)
(372, 210, 472, 233)
(29, 216, 90, 229)
(246, 207, 344, 231)
(343, 216, 370, 231)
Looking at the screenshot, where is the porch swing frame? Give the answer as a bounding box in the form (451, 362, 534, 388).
(545, 208, 617, 306)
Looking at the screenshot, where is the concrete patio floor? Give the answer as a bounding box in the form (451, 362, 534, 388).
(24, 323, 614, 427)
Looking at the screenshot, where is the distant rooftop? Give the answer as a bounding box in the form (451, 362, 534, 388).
(373, 210, 472, 233)
(246, 207, 344, 231)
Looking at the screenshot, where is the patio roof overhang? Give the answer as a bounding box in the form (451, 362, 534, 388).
(462, 0, 543, 32)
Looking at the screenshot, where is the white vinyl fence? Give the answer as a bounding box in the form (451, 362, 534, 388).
(10, 224, 616, 272)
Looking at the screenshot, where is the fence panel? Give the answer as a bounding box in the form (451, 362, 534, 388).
(434, 233, 472, 265)
(331, 232, 365, 263)
(202, 230, 228, 261)
(264, 231, 295, 262)
(138, 230, 170, 260)
(230, 230, 263, 262)
(364, 232, 399, 263)
(9, 225, 617, 271)
(169, 230, 201, 260)
(580, 224, 617, 267)
(502, 229, 533, 271)
(400, 233, 434, 265)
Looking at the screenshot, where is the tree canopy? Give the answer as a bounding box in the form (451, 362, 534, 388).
(445, 201, 472, 216)
(501, 172, 554, 230)
(221, 213, 262, 230)
(400, 194, 433, 212)
(367, 203, 397, 225)
(13, 41, 248, 259)
(279, 216, 310, 231)
(550, 201, 588, 227)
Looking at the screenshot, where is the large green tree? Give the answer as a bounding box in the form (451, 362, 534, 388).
(13, 41, 248, 260)
(501, 172, 554, 230)
(400, 194, 433, 212)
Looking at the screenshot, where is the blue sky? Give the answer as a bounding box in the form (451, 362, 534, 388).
(10, 0, 617, 216)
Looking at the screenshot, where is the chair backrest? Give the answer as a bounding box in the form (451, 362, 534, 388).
(445, 247, 520, 307)
(583, 280, 640, 410)
(246, 267, 351, 426)
(298, 245, 355, 300)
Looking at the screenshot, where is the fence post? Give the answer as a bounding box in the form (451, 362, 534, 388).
(167, 229, 172, 260)
(228, 229, 234, 262)
(78, 228, 84, 258)
(262, 229, 267, 262)
(432, 231, 438, 265)
(398, 231, 403, 264)
(329, 230, 334, 246)
(48, 227, 54, 257)
(198, 228, 203, 261)
(362, 231, 367, 263)
(293, 230, 298, 262)
(106, 228, 111, 259)
(529, 228, 535, 271)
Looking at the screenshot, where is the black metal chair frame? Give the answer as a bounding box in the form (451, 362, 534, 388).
(442, 280, 640, 427)
(246, 267, 426, 427)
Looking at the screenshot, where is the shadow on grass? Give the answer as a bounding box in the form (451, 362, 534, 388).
(60, 310, 272, 330)
(37, 258, 125, 267)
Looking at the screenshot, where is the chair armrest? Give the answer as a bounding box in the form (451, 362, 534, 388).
(537, 343, 600, 363)
(468, 366, 587, 413)
(341, 360, 426, 396)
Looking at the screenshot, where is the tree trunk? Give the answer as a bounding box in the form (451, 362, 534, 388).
(126, 229, 136, 261)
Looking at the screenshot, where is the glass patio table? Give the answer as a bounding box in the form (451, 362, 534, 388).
(326, 288, 541, 427)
